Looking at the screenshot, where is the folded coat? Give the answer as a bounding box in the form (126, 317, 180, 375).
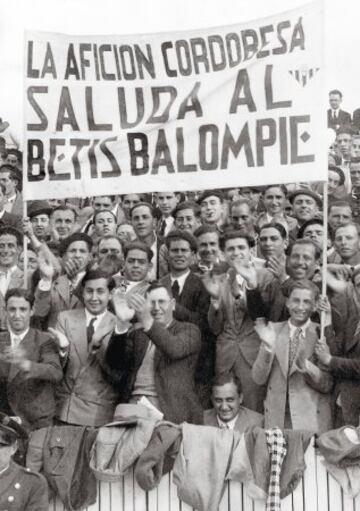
(172, 424, 313, 511)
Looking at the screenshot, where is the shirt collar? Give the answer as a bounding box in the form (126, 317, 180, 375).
(171, 269, 190, 293)
(288, 318, 311, 337)
(84, 308, 107, 327)
(217, 413, 239, 430)
(9, 327, 29, 347)
(0, 265, 17, 276)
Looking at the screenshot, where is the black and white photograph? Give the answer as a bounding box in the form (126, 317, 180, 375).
(0, 0, 359, 509)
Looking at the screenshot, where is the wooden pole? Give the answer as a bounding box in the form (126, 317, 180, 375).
(320, 180, 328, 338)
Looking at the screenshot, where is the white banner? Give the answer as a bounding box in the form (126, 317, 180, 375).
(24, 1, 325, 200)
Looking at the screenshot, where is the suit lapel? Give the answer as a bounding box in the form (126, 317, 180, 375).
(8, 329, 35, 383)
(71, 309, 89, 368)
(55, 276, 71, 306)
(91, 311, 116, 345)
(275, 322, 290, 379)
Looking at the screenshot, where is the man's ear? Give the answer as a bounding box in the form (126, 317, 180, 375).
(171, 298, 176, 311)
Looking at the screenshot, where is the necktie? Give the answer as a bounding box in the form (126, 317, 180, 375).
(172, 280, 180, 300)
(87, 317, 96, 344)
(13, 336, 21, 349)
(219, 422, 230, 430)
(159, 219, 166, 236)
(288, 327, 302, 369)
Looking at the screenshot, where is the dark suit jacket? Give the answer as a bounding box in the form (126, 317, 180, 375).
(160, 272, 215, 385)
(55, 308, 119, 426)
(0, 210, 22, 231)
(353, 108, 360, 130)
(327, 108, 351, 130)
(328, 287, 360, 425)
(107, 319, 203, 424)
(0, 328, 63, 430)
(203, 406, 264, 434)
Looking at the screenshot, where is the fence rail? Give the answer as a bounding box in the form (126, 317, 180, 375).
(49, 444, 360, 511)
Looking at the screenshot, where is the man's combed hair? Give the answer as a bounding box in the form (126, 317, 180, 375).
(288, 238, 321, 260)
(259, 222, 287, 240)
(211, 373, 241, 395)
(81, 268, 115, 291)
(146, 281, 173, 298)
(219, 229, 255, 251)
(5, 288, 34, 307)
(287, 279, 319, 301)
(124, 241, 153, 262)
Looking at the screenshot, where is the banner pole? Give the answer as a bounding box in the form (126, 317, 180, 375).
(320, 180, 328, 338)
(23, 201, 28, 290)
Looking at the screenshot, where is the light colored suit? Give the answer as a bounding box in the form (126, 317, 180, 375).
(252, 321, 333, 433)
(55, 308, 119, 427)
(203, 407, 264, 434)
(4, 191, 23, 217)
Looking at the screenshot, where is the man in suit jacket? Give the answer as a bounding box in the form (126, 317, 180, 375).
(113, 240, 152, 298)
(327, 89, 351, 130)
(203, 229, 277, 413)
(256, 185, 297, 234)
(49, 269, 120, 427)
(131, 202, 163, 281)
(203, 374, 263, 433)
(81, 195, 125, 234)
(252, 280, 333, 433)
(0, 165, 23, 217)
(33, 232, 94, 327)
(0, 183, 22, 232)
(353, 108, 360, 131)
(107, 282, 203, 424)
(316, 267, 360, 426)
(0, 226, 25, 331)
(155, 191, 178, 237)
(159, 230, 214, 407)
(0, 288, 62, 431)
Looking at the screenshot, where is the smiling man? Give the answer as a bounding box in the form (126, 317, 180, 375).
(257, 185, 297, 233)
(107, 282, 203, 424)
(160, 230, 214, 406)
(204, 229, 275, 412)
(50, 205, 77, 241)
(33, 233, 94, 327)
(0, 227, 24, 331)
(203, 374, 263, 432)
(252, 280, 333, 432)
(288, 189, 322, 233)
(0, 288, 62, 431)
(48, 269, 120, 426)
